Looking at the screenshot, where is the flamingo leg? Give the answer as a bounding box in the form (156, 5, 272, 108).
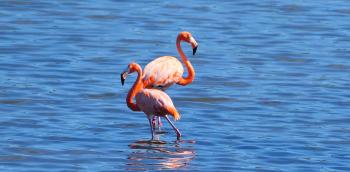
(157, 117, 163, 130)
(152, 116, 163, 131)
(148, 116, 154, 140)
(151, 116, 157, 129)
(164, 115, 181, 140)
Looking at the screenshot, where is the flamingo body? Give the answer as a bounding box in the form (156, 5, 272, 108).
(141, 31, 198, 91)
(142, 56, 184, 90)
(136, 89, 180, 120)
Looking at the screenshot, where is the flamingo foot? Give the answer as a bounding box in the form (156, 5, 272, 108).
(176, 129, 181, 140)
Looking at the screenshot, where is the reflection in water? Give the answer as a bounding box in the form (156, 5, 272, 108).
(127, 139, 195, 171)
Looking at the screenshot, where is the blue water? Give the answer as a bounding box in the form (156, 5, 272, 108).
(1, 1, 350, 171)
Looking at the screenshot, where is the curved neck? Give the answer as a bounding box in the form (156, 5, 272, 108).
(176, 38, 195, 85)
(126, 66, 143, 111)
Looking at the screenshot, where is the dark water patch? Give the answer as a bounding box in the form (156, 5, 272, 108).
(278, 4, 311, 13)
(119, 38, 167, 45)
(236, 145, 260, 150)
(272, 54, 313, 64)
(85, 56, 112, 64)
(175, 96, 235, 103)
(331, 166, 350, 171)
(5, 147, 54, 155)
(334, 8, 350, 14)
(0, 99, 28, 105)
(0, 155, 27, 162)
(30, 58, 71, 64)
(325, 64, 350, 71)
(270, 92, 299, 98)
(222, 81, 251, 88)
(277, 72, 309, 78)
(288, 145, 330, 152)
(0, 119, 46, 129)
(85, 92, 118, 99)
(192, 6, 211, 12)
(238, 57, 265, 66)
(323, 118, 350, 125)
(163, 4, 184, 9)
(258, 98, 287, 107)
(85, 14, 120, 21)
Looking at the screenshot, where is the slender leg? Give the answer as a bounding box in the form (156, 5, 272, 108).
(151, 116, 157, 129)
(148, 116, 154, 140)
(157, 116, 163, 130)
(164, 115, 181, 140)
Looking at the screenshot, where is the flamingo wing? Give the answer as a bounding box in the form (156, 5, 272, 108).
(142, 56, 184, 90)
(135, 89, 180, 120)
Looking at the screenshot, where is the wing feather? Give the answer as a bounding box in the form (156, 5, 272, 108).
(142, 56, 184, 90)
(135, 89, 180, 120)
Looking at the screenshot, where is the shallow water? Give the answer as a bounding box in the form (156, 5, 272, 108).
(1, 0, 350, 171)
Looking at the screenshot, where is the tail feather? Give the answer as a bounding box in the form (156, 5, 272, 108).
(172, 110, 181, 121)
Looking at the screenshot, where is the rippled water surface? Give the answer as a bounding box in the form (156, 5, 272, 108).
(1, 1, 350, 171)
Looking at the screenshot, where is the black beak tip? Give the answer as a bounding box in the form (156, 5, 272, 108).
(193, 46, 198, 55)
(120, 74, 125, 86)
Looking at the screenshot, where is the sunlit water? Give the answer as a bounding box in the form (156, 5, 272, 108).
(1, 1, 350, 171)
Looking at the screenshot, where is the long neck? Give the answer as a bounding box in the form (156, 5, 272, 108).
(176, 38, 195, 85)
(126, 67, 143, 111)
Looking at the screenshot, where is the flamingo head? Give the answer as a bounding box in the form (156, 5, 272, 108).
(178, 31, 198, 55)
(120, 63, 141, 86)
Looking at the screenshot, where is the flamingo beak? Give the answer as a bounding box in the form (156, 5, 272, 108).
(193, 45, 198, 55)
(190, 37, 198, 55)
(121, 72, 128, 86)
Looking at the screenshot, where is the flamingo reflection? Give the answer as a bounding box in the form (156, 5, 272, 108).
(126, 140, 195, 170)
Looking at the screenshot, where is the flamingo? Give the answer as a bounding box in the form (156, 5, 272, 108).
(141, 31, 198, 128)
(121, 63, 182, 140)
(142, 31, 198, 90)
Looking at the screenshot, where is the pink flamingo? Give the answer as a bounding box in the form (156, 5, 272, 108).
(141, 31, 198, 128)
(121, 63, 182, 140)
(142, 31, 198, 90)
